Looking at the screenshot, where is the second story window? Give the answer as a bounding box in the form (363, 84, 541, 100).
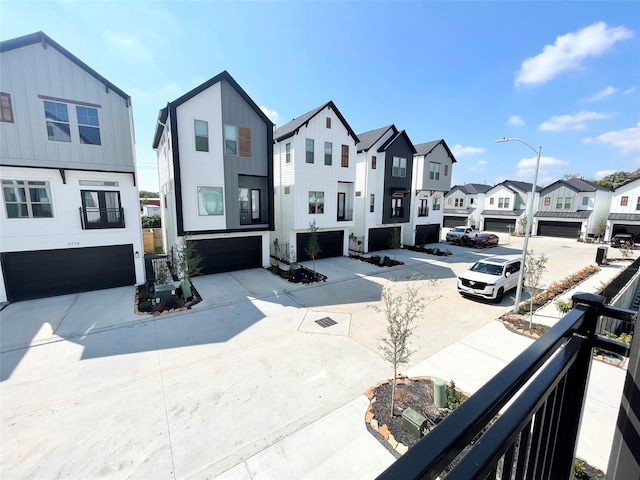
(621, 196, 629, 206)
(432, 195, 441, 211)
(582, 197, 589, 206)
(371, 156, 377, 169)
(324, 142, 332, 165)
(198, 186, 224, 215)
(392, 197, 403, 217)
(2, 180, 53, 218)
(285, 142, 291, 163)
(76, 106, 101, 145)
(544, 197, 551, 206)
(444, 165, 449, 176)
(44, 101, 71, 142)
(326, 117, 331, 128)
(194, 120, 209, 152)
(498, 197, 510, 208)
(392, 156, 407, 177)
(0, 92, 14, 123)
(429, 163, 440, 180)
(556, 197, 572, 209)
(306, 138, 314, 163)
(636, 197, 640, 210)
(454, 198, 464, 207)
(370, 194, 375, 213)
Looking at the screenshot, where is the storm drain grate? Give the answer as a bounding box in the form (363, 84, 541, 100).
(315, 317, 338, 328)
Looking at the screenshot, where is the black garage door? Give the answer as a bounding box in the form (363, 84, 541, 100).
(297, 230, 344, 262)
(444, 216, 465, 228)
(484, 218, 516, 233)
(537, 221, 582, 238)
(193, 236, 262, 275)
(415, 224, 440, 245)
(2, 244, 135, 302)
(612, 224, 640, 238)
(368, 227, 400, 252)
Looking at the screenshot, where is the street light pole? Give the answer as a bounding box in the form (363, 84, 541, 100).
(494, 138, 542, 313)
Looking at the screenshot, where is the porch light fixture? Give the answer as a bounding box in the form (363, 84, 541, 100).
(494, 137, 542, 313)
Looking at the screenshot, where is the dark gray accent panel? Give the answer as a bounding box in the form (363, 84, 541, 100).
(382, 139, 414, 224)
(537, 221, 582, 238)
(221, 80, 273, 230)
(193, 236, 262, 274)
(296, 230, 344, 261)
(1, 245, 135, 302)
(484, 218, 516, 233)
(415, 224, 440, 245)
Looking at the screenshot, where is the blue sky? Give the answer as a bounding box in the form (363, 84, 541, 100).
(2, 1, 639, 192)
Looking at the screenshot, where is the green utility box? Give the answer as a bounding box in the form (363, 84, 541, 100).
(154, 282, 179, 307)
(402, 407, 427, 439)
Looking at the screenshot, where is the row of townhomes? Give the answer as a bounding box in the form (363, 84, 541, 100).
(444, 177, 617, 240)
(1, 31, 637, 303)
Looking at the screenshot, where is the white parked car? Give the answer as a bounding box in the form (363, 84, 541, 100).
(457, 255, 521, 302)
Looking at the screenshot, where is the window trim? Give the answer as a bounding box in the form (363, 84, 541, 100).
(370, 193, 375, 213)
(308, 190, 324, 214)
(44, 100, 71, 143)
(197, 186, 224, 216)
(0, 92, 14, 123)
(429, 162, 440, 180)
(371, 155, 377, 170)
(285, 142, 291, 163)
(621, 196, 629, 206)
(224, 125, 252, 157)
(432, 195, 441, 211)
(324, 142, 332, 166)
(2, 180, 54, 219)
(306, 138, 314, 164)
(341, 145, 349, 168)
(194, 119, 209, 152)
(76, 105, 101, 146)
(392, 156, 407, 177)
(80, 189, 123, 229)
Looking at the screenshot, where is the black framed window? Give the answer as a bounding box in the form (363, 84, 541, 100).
(81, 190, 123, 228)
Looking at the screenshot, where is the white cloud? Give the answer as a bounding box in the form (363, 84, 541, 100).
(539, 111, 611, 131)
(508, 115, 525, 126)
(517, 155, 569, 171)
(515, 22, 634, 86)
(469, 160, 488, 171)
(595, 169, 617, 179)
(260, 106, 279, 124)
(451, 144, 485, 156)
(624, 87, 637, 94)
(583, 122, 640, 155)
(586, 86, 619, 102)
(103, 30, 155, 66)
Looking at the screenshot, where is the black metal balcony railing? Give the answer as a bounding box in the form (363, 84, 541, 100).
(418, 207, 428, 217)
(377, 292, 636, 480)
(337, 209, 353, 221)
(239, 208, 269, 225)
(79, 207, 125, 229)
(392, 207, 405, 218)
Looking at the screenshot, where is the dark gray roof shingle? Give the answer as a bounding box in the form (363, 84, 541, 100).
(607, 213, 640, 221)
(356, 125, 395, 152)
(274, 101, 359, 143)
(443, 208, 476, 215)
(481, 209, 526, 217)
(447, 183, 492, 195)
(534, 210, 592, 219)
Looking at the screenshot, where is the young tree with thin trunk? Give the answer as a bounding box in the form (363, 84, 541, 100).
(522, 250, 548, 329)
(305, 220, 321, 271)
(388, 227, 402, 261)
(370, 276, 435, 417)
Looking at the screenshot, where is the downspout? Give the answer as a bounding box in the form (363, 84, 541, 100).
(363, 151, 369, 252)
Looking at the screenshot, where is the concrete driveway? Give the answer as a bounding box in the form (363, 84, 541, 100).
(0, 236, 625, 478)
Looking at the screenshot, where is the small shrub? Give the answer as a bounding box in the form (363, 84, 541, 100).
(138, 300, 153, 311)
(573, 459, 586, 479)
(446, 380, 467, 411)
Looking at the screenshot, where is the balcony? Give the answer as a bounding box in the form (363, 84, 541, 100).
(79, 207, 125, 229)
(239, 208, 269, 225)
(418, 207, 428, 217)
(391, 207, 405, 218)
(337, 208, 353, 222)
(376, 292, 637, 480)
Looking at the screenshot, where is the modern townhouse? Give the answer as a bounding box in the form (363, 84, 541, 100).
(353, 125, 416, 253)
(407, 139, 457, 246)
(272, 101, 358, 261)
(443, 183, 492, 229)
(481, 180, 540, 234)
(152, 71, 274, 274)
(0, 32, 145, 303)
(606, 178, 640, 240)
(534, 177, 611, 239)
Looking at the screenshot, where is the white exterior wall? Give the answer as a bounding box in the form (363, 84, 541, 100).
(590, 190, 612, 234)
(157, 124, 177, 256)
(174, 84, 226, 233)
(485, 185, 517, 211)
(0, 43, 134, 172)
(0, 166, 145, 301)
(610, 180, 640, 215)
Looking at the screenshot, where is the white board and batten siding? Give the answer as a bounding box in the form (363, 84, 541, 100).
(174, 83, 226, 233)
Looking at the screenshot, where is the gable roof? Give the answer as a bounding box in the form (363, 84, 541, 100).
(447, 183, 492, 196)
(377, 129, 417, 154)
(152, 70, 272, 149)
(274, 101, 359, 143)
(413, 139, 458, 163)
(356, 125, 396, 152)
(491, 179, 542, 194)
(540, 178, 606, 195)
(0, 31, 129, 101)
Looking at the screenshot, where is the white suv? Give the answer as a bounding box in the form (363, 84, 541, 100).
(457, 255, 521, 302)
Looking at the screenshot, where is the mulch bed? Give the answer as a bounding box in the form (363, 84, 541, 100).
(349, 253, 404, 267)
(267, 264, 327, 284)
(404, 245, 453, 256)
(134, 282, 202, 316)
